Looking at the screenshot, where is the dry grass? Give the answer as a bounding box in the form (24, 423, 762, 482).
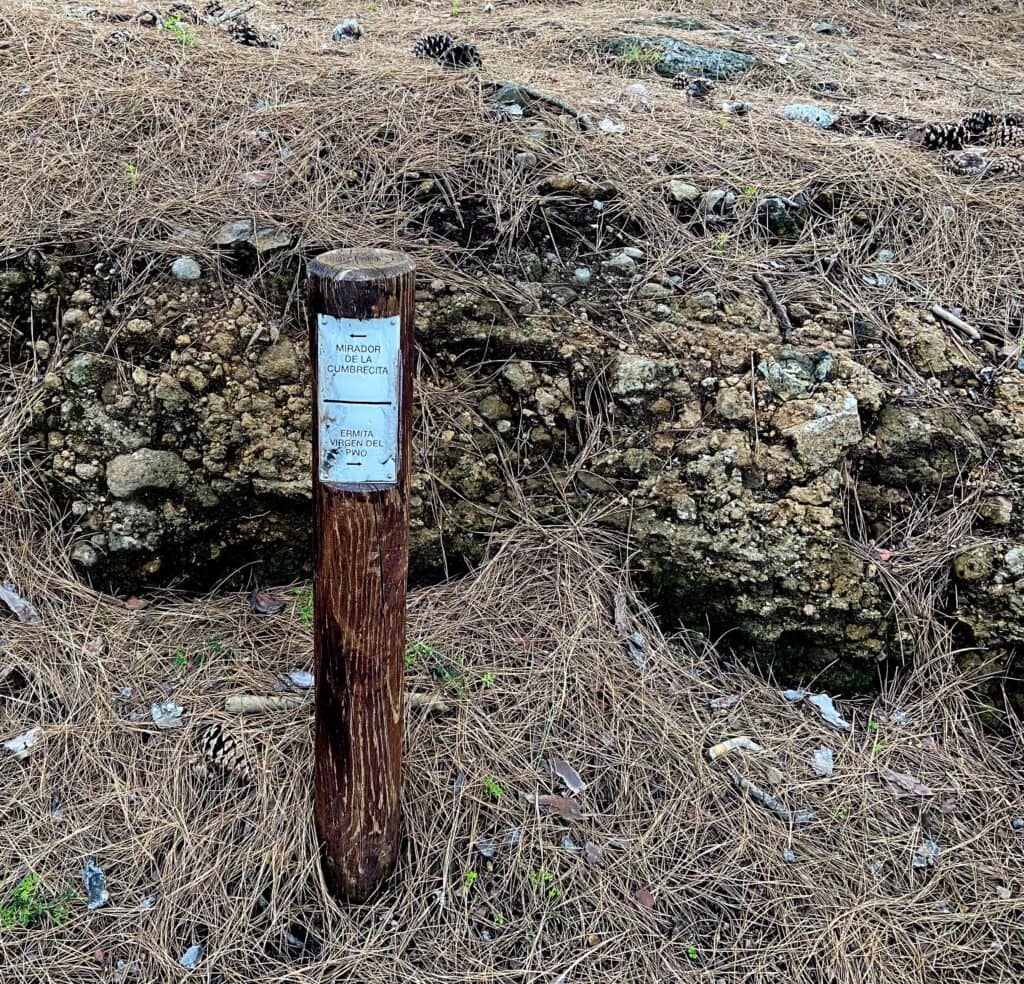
(1, 0, 1023, 338)
(2, 2, 1024, 980)
(1, 371, 1023, 982)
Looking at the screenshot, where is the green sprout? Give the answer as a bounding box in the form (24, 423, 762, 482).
(171, 646, 188, 667)
(482, 776, 504, 800)
(529, 868, 561, 898)
(293, 587, 314, 630)
(463, 870, 478, 889)
(619, 43, 662, 71)
(869, 720, 880, 733)
(713, 232, 730, 251)
(687, 945, 699, 961)
(742, 185, 759, 200)
(0, 875, 74, 930)
(481, 671, 496, 687)
(124, 162, 139, 187)
(163, 15, 197, 46)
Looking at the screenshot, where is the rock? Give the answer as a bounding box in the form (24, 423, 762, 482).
(604, 36, 757, 80)
(1005, 547, 1024, 578)
(757, 349, 832, 400)
(547, 286, 578, 307)
(106, 449, 187, 498)
(170, 256, 201, 281)
(64, 353, 113, 389)
(667, 179, 701, 203)
(213, 219, 291, 252)
(603, 252, 636, 277)
(630, 16, 707, 30)
(330, 18, 362, 42)
(256, 339, 300, 383)
(779, 104, 837, 129)
(514, 151, 538, 169)
(811, 22, 850, 36)
(779, 395, 862, 466)
(478, 394, 510, 420)
(610, 355, 674, 396)
(71, 542, 99, 567)
(573, 267, 592, 286)
(757, 195, 810, 239)
(979, 496, 1013, 525)
(622, 246, 645, 259)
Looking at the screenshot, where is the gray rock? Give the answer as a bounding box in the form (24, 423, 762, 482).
(610, 355, 673, 395)
(779, 103, 837, 129)
(170, 256, 201, 281)
(757, 194, 810, 239)
(573, 267, 592, 286)
(604, 36, 757, 80)
(213, 219, 291, 252)
(812, 21, 850, 36)
(622, 246, 645, 259)
(603, 252, 637, 276)
(71, 542, 99, 567)
(1005, 547, 1024, 577)
(514, 151, 538, 169)
(83, 858, 109, 910)
(782, 396, 862, 466)
(179, 945, 203, 970)
(106, 449, 186, 498)
(667, 178, 701, 202)
(330, 18, 362, 42)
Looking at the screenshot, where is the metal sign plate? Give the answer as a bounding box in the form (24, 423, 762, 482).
(317, 313, 401, 486)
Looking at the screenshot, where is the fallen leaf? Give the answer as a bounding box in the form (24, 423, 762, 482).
(124, 596, 149, 610)
(584, 842, 604, 866)
(709, 694, 740, 710)
(83, 858, 110, 910)
(806, 693, 852, 731)
(879, 767, 933, 797)
(249, 588, 285, 615)
(241, 169, 274, 188)
(4, 726, 40, 760)
(83, 636, 106, 657)
(0, 583, 41, 625)
(526, 793, 582, 820)
(634, 888, 655, 909)
(550, 756, 585, 794)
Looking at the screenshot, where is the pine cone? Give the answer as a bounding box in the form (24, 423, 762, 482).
(412, 32, 455, 59)
(672, 75, 713, 99)
(197, 722, 254, 783)
(438, 41, 481, 69)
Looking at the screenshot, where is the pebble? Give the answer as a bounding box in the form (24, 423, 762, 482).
(330, 19, 363, 42)
(514, 151, 538, 169)
(179, 945, 203, 970)
(603, 252, 636, 276)
(573, 267, 592, 286)
(779, 103, 837, 129)
(171, 256, 201, 281)
(622, 246, 645, 259)
(667, 179, 701, 202)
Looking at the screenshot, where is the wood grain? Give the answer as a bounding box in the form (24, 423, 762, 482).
(307, 248, 414, 901)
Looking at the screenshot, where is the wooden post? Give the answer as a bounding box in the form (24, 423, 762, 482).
(307, 248, 415, 901)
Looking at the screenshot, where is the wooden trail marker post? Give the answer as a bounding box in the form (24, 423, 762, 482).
(307, 248, 415, 901)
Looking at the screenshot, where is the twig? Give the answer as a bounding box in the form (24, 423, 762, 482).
(928, 303, 981, 341)
(484, 80, 592, 130)
(209, 2, 255, 25)
(752, 271, 795, 341)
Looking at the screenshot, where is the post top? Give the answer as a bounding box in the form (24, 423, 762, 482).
(309, 248, 415, 282)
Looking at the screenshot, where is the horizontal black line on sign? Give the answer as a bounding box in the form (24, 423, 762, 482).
(323, 399, 393, 405)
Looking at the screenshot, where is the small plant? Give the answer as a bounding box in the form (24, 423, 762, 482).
(448, 0, 462, 14)
(163, 15, 197, 46)
(406, 641, 440, 666)
(481, 671, 496, 687)
(713, 232, 730, 251)
(0, 874, 73, 930)
(619, 43, 662, 71)
(490, 906, 505, 925)
(528, 868, 561, 898)
(293, 587, 314, 630)
(124, 162, 139, 187)
(742, 185, 759, 200)
(171, 646, 188, 667)
(463, 870, 478, 889)
(869, 720, 880, 733)
(686, 945, 699, 961)
(873, 742, 884, 755)
(482, 776, 504, 800)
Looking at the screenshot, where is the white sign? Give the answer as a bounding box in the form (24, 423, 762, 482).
(317, 313, 401, 486)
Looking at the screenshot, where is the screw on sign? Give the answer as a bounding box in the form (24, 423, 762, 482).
(307, 249, 414, 901)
